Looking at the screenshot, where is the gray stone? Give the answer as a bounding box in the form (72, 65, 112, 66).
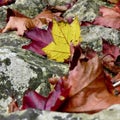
(9, 0, 44, 18)
(0, 31, 69, 114)
(81, 25, 120, 51)
(1, 105, 120, 120)
(0, 32, 30, 47)
(0, 6, 7, 28)
(63, 0, 107, 22)
(0, 45, 68, 112)
(44, 0, 72, 6)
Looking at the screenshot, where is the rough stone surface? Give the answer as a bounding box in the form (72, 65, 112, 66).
(0, 32, 30, 47)
(81, 25, 120, 51)
(0, 0, 120, 120)
(9, 0, 44, 18)
(63, 0, 107, 22)
(44, 0, 72, 6)
(1, 105, 120, 120)
(0, 46, 68, 112)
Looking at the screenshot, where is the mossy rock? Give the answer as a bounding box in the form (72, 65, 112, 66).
(0, 46, 68, 112)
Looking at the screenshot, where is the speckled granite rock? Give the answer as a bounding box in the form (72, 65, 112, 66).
(9, 0, 44, 18)
(0, 0, 45, 28)
(81, 25, 120, 51)
(1, 104, 120, 120)
(0, 6, 7, 28)
(0, 32, 68, 113)
(63, 0, 107, 22)
(43, 0, 72, 6)
(0, 32, 30, 47)
(0, 45, 68, 113)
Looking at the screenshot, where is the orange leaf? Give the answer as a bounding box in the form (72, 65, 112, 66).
(2, 16, 35, 36)
(1, 8, 63, 36)
(59, 45, 120, 114)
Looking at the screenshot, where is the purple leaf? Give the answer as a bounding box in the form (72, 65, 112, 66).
(45, 78, 70, 111)
(21, 90, 47, 110)
(21, 78, 70, 111)
(22, 22, 53, 55)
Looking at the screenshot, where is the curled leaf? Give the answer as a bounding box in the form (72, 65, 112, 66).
(102, 40, 120, 73)
(21, 90, 47, 110)
(58, 44, 120, 114)
(21, 78, 70, 111)
(93, 5, 120, 29)
(2, 16, 35, 36)
(2, 8, 63, 36)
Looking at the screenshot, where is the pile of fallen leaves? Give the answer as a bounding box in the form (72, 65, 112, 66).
(1, 0, 120, 114)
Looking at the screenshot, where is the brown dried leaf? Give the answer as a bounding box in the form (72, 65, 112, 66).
(59, 45, 120, 114)
(2, 17, 35, 36)
(2, 8, 63, 36)
(102, 40, 120, 74)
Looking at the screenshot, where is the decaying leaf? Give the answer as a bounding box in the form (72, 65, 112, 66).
(7, 43, 120, 114)
(102, 40, 120, 59)
(6, 8, 27, 22)
(58, 44, 120, 113)
(2, 16, 35, 36)
(1, 8, 63, 36)
(2, 8, 35, 36)
(21, 78, 70, 111)
(111, 72, 120, 93)
(34, 9, 63, 23)
(102, 40, 120, 73)
(43, 18, 82, 62)
(93, 4, 120, 29)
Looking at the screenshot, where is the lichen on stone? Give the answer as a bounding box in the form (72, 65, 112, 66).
(63, 0, 107, 22)
(0, 46, 69, 111)
(44, 0, 72, 6)
(80, 25, 120, 51)
(9, 0, 45, 18)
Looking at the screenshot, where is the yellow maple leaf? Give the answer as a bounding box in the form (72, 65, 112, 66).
(42, 18, 82, 62)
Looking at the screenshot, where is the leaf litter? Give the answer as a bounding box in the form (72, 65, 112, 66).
(1, 0, 120, 114)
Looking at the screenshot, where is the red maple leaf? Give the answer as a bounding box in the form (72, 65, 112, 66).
(22, 22, 53, 55)
(21, 78, 70, 111)
(93, 4, 120, 29)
